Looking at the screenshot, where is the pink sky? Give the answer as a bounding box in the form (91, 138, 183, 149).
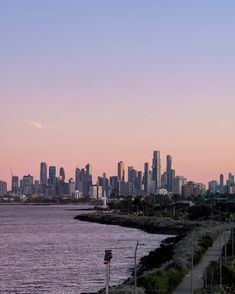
(1, 1, 235, 187)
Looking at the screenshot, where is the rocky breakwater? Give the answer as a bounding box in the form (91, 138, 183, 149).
(74, 213, 195, 236)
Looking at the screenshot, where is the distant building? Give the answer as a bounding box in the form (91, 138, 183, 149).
(11, 176, 19, 194)
(0, 180, 7, 196)
(143, 162, 149, 193)
(166, 155, 172, 192)
(40, 162, 47, 185)
(22, 175, 34, 195)
(172, 176, 187, 195)
(59, 167, 65, 182)
(118, 161, 125, 181)
(152, 151, 161, 191)
(49, 166, 56, 194)
(208, 180, 219, 194)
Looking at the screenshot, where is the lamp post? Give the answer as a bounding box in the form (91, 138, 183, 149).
(191, 231, 194, 294)
(134, 241, 145, 294)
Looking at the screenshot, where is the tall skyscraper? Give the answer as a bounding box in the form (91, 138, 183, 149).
(220, 174, 224, 193)
(11, 176, 19, 194)
(0, 180, 7, 196)
(75, 167, 81, 191)
(137, 171, 143, 196)
(118, 161, 125, 181)
(59, 167, 65, 182)
(49, 166, 56, 190)
(40, 162, 47, 185)
(143, 162, 149, 193)
(166, 155, 172, 192)
(152, 150, 161, 191)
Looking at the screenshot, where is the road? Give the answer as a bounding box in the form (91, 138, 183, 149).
(173, 230, 231, 293)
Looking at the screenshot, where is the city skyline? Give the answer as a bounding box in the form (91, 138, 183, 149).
(1, 149, 235, 187)
(1, 1, 235, 186)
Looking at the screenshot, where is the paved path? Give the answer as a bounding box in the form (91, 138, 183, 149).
(173, 230, 231, 294)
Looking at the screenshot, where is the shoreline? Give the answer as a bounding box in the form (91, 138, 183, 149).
(75, 213, 197, 294)
(74, 213, 196, 236)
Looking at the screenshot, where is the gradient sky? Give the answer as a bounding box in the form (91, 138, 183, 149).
(1, 0, 235, 186)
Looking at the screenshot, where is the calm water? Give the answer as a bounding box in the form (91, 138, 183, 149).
(0, 205, 167, 294)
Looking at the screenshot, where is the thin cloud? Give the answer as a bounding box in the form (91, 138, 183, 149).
(28, 121, 44, 129)
(28, 121, 60, 130)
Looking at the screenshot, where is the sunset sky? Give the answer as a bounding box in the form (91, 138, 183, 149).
(1, 0, 235, 186)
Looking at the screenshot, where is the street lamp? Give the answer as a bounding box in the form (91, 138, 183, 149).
(134, 241, 145, 294)
(104, 249, 112, 294)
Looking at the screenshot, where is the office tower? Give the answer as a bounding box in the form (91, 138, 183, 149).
(102, 173, 109, 197)
(118, 161, 125, 181)
(86, 164, 93, 195)
(172, 176, 187, 195)
(166, 155, 172, 192)
(22, 175, 34, 195)
(59, 167, 65, 182)
(40, 162, 47, 185)
(161, 172, 167, 189)
(11, 176, 19, 194)
(68, 178, 76, 196)
(220, 174, 224, 193)
(75, 168, 81, 191)
(110, 176, 119, 192)
(143, 162, 149, 193)
(0, 180, 7, 196)
(34, 180, 40, 194)
(227, 173, 234, 186)
(152, 150, 161, 191)
(208, 180, 219, 194)
(128, 167, 137, 184)
(137, 171, 143, 196)
(49, 166, 56, 191)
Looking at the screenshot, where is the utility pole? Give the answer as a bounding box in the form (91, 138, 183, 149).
(191, 231, 194, 294)
(219, 231, 222, 289)
(224, 230, 227, 264)
(134, 241, 144, 294)
(232, 226, 234, 257)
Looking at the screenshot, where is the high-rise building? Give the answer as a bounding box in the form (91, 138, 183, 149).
(166, 155, 172, 192)
(22, 175, 34, 195)
(220, 174, 224, 193)
(118, 161, 125, 181)
(49, 166, 56, 192)
(0, 180, 7, 196)
(152, 151, 161, 191)
(110, 176, 119, 192)
(59, 167, 65, 182)
(137, 171, 143, 196)
(208, 180, 219, 194)
(143, 162, 149, 193)
(102, 173, 109, 197)
(11, 176, 19, 194)
(75, 168, 81, 191)
(172, 176, 187, 195)
(227, 173, 234, 186)
(40, 162, 47, 185)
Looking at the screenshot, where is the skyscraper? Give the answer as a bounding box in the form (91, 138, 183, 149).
(118, 161, 125, 181)
(11, 176, 19, 194)
(143, 162, 149, 193)
(59, 167, 65, 182)
(75, 167, 81, 191)
(166, 155, 172, 192)
(40, 162, 47, 185)
(220, 174, 224, 193)
(49, 166, 56, 191)
(152, 150, 161, 191)
(0, 180, 7, 196)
